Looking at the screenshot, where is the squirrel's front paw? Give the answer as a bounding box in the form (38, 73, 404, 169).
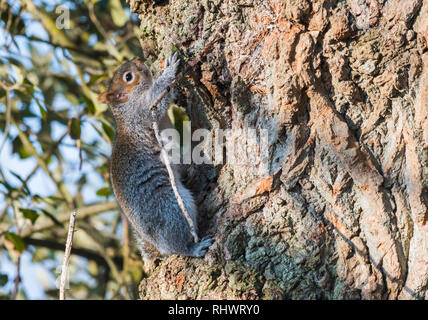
(165, 52, 180, 75)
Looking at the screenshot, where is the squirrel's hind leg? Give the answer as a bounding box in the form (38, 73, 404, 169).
(135, 235, 162, 269)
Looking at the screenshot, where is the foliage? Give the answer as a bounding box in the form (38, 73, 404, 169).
(0, 0, 147, 299)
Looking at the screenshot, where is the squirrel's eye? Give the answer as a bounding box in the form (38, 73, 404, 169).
(123, 72, 134, 83)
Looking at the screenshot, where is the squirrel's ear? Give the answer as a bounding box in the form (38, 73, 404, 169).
(132, 56, 145, 71)
(98, 91, 113, 103)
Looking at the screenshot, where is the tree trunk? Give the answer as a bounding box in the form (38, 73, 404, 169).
(129, 0, 428, 299)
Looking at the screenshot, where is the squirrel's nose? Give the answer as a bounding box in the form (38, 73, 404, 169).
(114, 92, 127, 101)
(105, 91, 128, 103)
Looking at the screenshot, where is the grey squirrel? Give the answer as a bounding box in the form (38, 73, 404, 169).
(98, 53, 213, 265)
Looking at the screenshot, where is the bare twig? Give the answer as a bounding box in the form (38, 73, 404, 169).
(0, 81, 20, 154)
(152, 124, 199, 242)
(0, 200, 10, 221)
(10, 256, 21, 300)
(148, 20, 229, 243)
(59, 210, 77, 300)
(10, 203, 22, 300)
(87, 2, 121, 61)
(87, 2, 108, 40)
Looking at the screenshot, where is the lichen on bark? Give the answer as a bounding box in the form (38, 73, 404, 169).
(128, 0, 428, 300)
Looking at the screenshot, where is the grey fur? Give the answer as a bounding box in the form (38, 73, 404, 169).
(107, 53, 213, 265)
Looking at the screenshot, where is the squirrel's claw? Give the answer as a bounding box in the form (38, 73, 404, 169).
(191, 235, 214, 257)
(165, 52, 180, 74)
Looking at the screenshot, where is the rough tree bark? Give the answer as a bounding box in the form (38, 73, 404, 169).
(127, 0, 428, 299)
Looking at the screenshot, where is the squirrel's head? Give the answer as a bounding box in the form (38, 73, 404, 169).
(98, 57, 153, 106)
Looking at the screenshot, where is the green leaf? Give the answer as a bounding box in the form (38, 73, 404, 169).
(0, 274, 8, 287)
(20, 208, 40, 224)
(12, 136, 32, 159)
(168, 104, 190, 130)
(46, 196, 66, 203)
(82, 95, 96, 115)
(64, 92, 80, 106)
(69, 118, 81, 140)
(35, 99, 47, 120)
(81, 80, 107, 115)
(4, 232, 26, 253)
(167, 104, 191, 147)
(40, 209, 63, 227)
(109, 0, 127, 27)
(102, 121, 115, 142)
(18, 145, 33, 159)
(32, 247, 51, 263)
(87, 73, 108, 86)
(12, 134, 33, 159)
(23, 78, 35, 96)
(96, 187, 111, 197)
(96, 163, 109, 176)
